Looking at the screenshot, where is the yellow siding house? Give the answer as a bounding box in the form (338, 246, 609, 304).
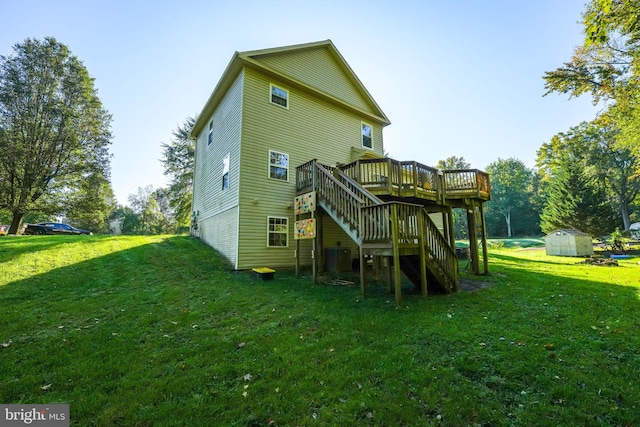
(191, 40, 389, 270)
(191, 40, 490, 302)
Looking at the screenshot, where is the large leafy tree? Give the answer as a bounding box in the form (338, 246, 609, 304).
(0, 37, 112, 234)
(485, 158, 533, 237)
(160, 117, 195, 228)
(125, 186, 176, 235)
(63, 170, 117, 233)
(544, 0, 640, 159)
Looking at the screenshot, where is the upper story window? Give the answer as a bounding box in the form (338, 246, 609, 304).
(361, 122, 372, 149)
(270, 84, 289, 108)
(221, 153, 230, 191)
(208, 120, 214, 146)
(269, 150, 289, 181)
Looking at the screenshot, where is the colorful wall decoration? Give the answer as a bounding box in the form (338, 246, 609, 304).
(294, 218, 316, 240)
(295, 191, 316, 215)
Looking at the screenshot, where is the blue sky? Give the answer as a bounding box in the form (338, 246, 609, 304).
(1, 0, 598, 205)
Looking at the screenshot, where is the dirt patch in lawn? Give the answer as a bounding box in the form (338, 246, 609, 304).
(458, 278, 493, 292)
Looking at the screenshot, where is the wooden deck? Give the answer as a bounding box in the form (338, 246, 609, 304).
(337, 158, 490, 203)
(296, 160, 460, 298)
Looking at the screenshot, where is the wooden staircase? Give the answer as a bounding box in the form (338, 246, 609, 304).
(297, 160, 459, 302)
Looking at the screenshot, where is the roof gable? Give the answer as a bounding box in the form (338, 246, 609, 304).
(192, 40, 389, 137)
(243, 40, 382, 117)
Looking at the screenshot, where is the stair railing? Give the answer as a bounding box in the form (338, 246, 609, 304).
(420, 209, 458, 290)
(314, 162, 366, 235)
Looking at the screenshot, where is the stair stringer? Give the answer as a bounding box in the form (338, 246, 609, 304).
(316, 198, 361, 245)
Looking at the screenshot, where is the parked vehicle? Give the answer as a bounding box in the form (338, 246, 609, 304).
(23, 222, 92, 236)
(0, 225, 8, 236)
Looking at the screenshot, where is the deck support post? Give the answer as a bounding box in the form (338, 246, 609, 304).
(478, 202, 489, 274)
(385, 257, 393, 293)
(391, 204, 402, 304)
(467, 203, 480, 275)
(418, 209, 428, 298)
(359, 247, 366, 298)
(295, 239, 299, 277)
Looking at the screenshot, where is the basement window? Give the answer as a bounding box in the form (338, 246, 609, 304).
(270, 84, 288, 108)
(267, 216, 288, 247)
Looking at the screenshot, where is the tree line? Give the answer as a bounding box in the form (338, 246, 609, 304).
(2, 0, 640, 237)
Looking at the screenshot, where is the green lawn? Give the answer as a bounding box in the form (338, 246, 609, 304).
(1, 235, 638, 426)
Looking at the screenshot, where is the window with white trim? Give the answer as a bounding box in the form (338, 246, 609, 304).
(270, 84, 288, 108)
(269, 150, 289, 181)
(221, 153, 230, 191)
(361, 122, 372, 149)
(208, 120, 214, 146)
(267, 216, 288, 247)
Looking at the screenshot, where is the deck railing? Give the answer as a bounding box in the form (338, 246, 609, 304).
(314, 163, 365, 233)
(442, 169, 491, 199)
(421, 208, 458, 290)
(360, 201, 457, 290)
(338, 158, 490, 201)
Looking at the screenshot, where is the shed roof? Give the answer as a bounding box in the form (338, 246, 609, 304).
(545, 229, 591, 237)
(191, 40, 390, 137)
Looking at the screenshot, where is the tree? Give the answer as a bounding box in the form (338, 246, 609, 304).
(0, 37, 112, 234)
(435, 156, 471, 170)
(539, 159, 618, 235)
(126, 186, 177, 234)
(63, 170, 117, 233)
(160, 117, 195, 228)
(537, 121, 640, 229)
(485, 158, 533, 238)
(543, 0, 640, 159)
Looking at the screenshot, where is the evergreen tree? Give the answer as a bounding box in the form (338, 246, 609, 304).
(540, 160, 618, 236)
(160, 117, 195, 228)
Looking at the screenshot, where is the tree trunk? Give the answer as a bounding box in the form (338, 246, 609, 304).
(8, 211, 25, 235)
(619, 199, 631, 230)
(505, 210, 512, 238)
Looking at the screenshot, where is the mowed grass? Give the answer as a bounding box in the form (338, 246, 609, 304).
(0, 235, 639, 426)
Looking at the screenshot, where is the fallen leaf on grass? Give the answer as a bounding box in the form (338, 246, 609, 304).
(237, 342, 245, 349)
(41, 384, 52, 391)
(243, 373, 252, 381)
(1, 340, 11, 349)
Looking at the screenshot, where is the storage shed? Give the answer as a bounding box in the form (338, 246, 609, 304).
(544, 229, 593, 256)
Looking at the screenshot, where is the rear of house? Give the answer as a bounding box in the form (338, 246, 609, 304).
(191, 40, 390, 269)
